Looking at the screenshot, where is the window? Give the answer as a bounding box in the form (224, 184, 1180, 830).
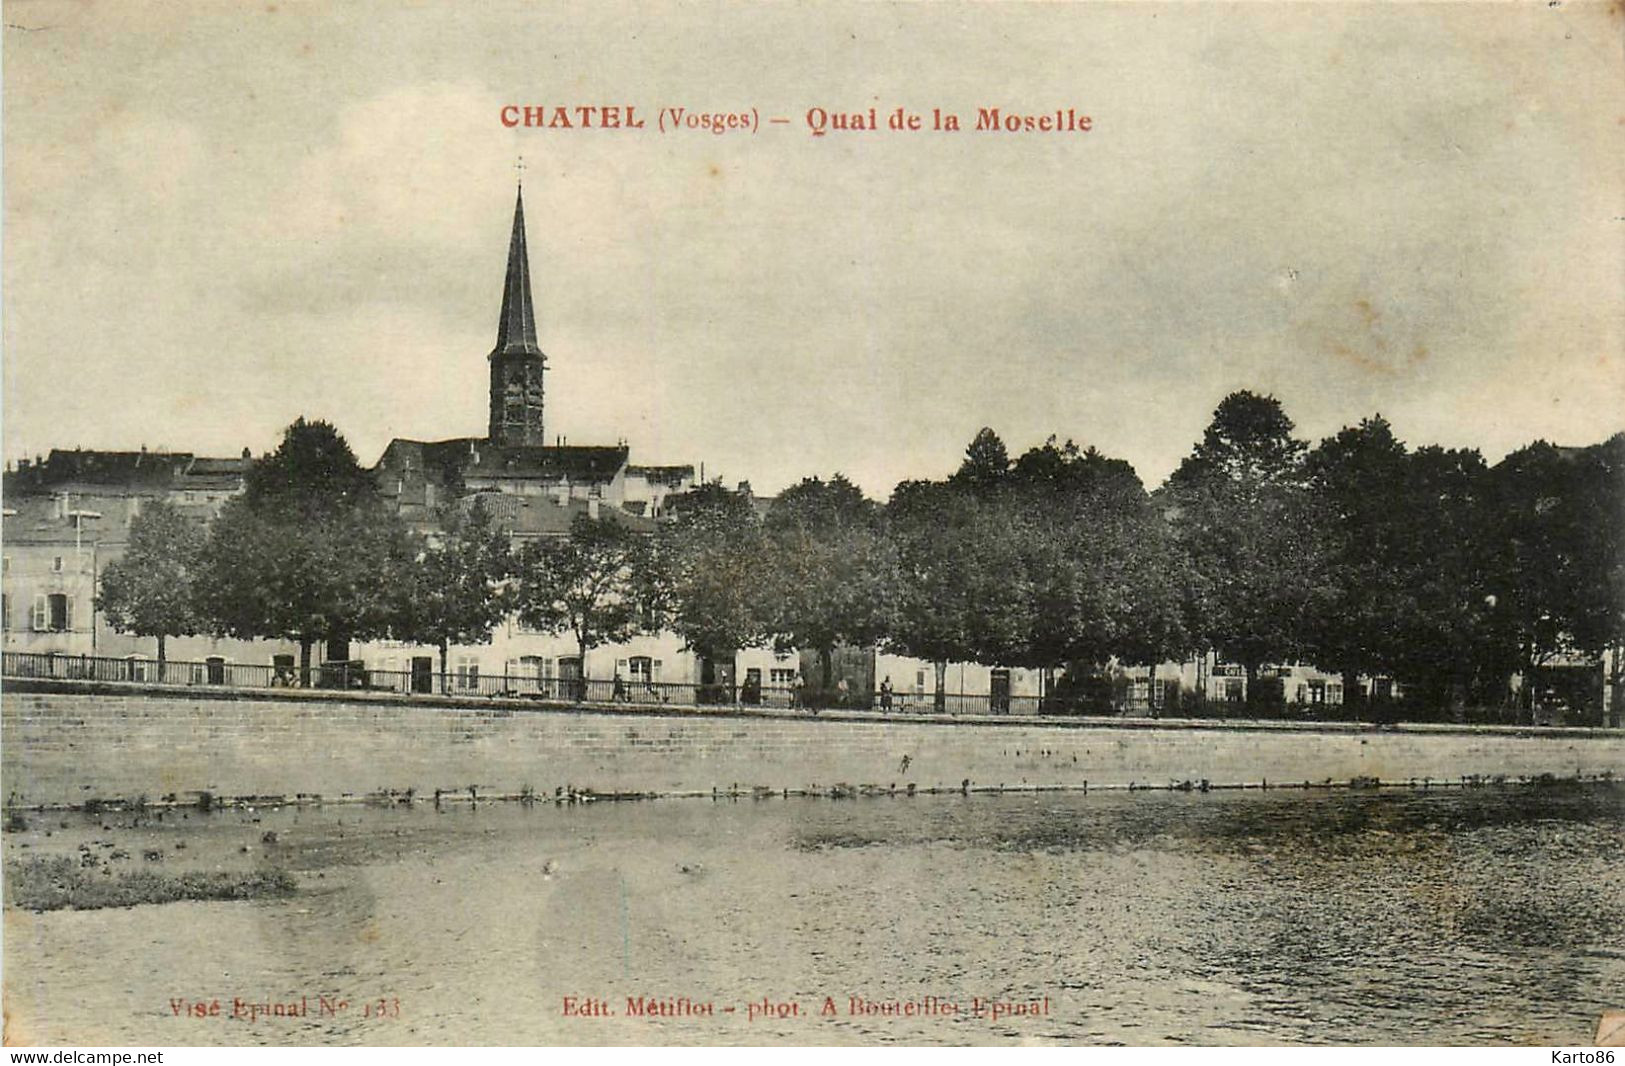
(0, 593, 8, 632)
(52, 556, 65, 573)
(1307, 679, 1326, 705)
(517, 655, 549, 692)
(770, 668, 796, 686)
(1327, 683, 1343, 705)
(915, 669, 927, 695)
(455, 656, 480, 690)
(628, 656, 653, 684)
(1223, 678, 1244, 703)
(47, 594, 71, 632)
(2, 555, 9, 572)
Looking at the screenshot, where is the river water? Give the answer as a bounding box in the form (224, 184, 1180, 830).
(4, 786, 1622, 1046)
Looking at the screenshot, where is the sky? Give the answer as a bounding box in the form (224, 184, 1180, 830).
(4, 1, 1622, 497)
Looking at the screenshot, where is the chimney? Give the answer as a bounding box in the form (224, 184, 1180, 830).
(241, 447, 252, 460)
(588, 499, 600, 519)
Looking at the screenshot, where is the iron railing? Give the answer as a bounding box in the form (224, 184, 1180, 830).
(0, 650, 1587, 724)
(0, 650, 1047, 715)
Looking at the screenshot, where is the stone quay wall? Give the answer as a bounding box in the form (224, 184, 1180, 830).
(3, 680, 1622, 808)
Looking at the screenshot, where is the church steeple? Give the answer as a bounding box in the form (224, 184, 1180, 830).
(488, 184, 547, 446)
(493, 186, 542, 356)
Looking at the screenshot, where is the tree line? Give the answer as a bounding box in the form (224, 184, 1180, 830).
(95, 396, 1624, 720)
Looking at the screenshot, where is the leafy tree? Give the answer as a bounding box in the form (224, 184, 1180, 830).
(1304, 416, 1415, 703)
(1478, 434, 1625, 711)
(398, 499, 513, 693)
(1387, 444, 1496, 711)
(94, 501, 207, 666)
(953, 427, 1011, 489)
(1178, 391, 1308, 489)
(1012, 438, 1186, 669)
(193, 418, 415, 682)
(1005, 438, 1188, 712)
(647, 482, 768, 664)
(242, 418, 379, 507)
(1163, 392, 1330, 711)
(886, 475, 1029, 708)
(762, 475, 900, 691)
(1307, 417, 1493, 716)
(512, 513, 649, 692)
(888, 431, 1188, 711)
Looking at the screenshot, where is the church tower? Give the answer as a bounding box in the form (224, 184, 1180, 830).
(488, 186, 547, 446)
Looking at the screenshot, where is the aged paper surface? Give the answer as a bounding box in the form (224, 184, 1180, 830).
(3, 0, 1623, 1049)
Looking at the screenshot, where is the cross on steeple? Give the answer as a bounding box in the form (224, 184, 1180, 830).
(514, 155, 527, 186)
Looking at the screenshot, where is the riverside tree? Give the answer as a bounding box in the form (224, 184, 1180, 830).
(887, 430, 1187, 711)
(94, 500, 207, 667)
(398, 498, 514, 693)
(886, 473, 1028, 711)
(1162, 391, 1331, 710)
(762, 475, 900, 693)
(1306, 417, 1495, 717)
(646, 482, 769, 673)
(1477, 434, 1625, 715)
(1007, 436, 1187, 684)
(193, 418, 416, 684)
(512, 512, 649, 695)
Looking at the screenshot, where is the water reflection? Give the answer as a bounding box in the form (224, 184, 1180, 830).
(4, 786, 1621, 1046)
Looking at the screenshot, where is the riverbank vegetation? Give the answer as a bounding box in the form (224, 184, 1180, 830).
(5, 856, 296, 912)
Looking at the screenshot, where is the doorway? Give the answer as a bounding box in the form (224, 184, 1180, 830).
(990, 668, 1012, 715)
(411, 656, 434, 694)
(559, 656, 584, 701)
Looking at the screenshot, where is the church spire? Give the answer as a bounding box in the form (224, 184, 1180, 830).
(493, 185, 542, 356)
(488, 183, 547, 446)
